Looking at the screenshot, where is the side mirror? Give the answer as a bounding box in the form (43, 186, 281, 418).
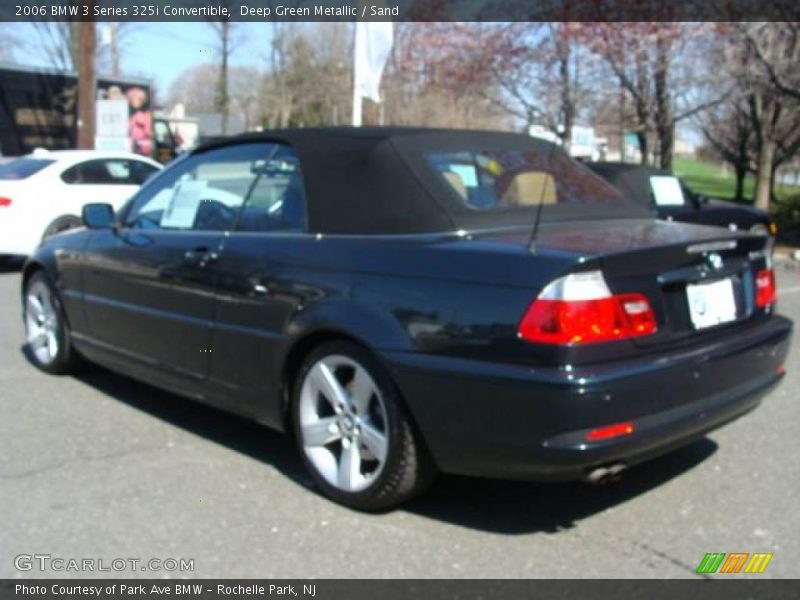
(82, 203, 116, 229)
(695, 194, 710, 206)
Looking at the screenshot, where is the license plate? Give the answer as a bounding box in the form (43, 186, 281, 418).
(686, 277, 737, 330)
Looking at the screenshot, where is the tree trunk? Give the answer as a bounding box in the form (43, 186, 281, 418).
(754, 138, 775, 211)
(637, 131, 648, 165)
(654, 34, 674, 170)
(556, 30, 574, 151)
(770, 161, 779, 202)
(619, 83, 626, 162)
(734, 164, 746, 201)
(76, 19, 95, 150)
(215, 21, 230, 135)
(109, 23, 120, 77)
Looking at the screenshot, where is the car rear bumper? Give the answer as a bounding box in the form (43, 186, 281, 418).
(383, 315, 792, 481)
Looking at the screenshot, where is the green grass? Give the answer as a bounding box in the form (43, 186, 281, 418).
(673, 158, 753, 202)
(673, 158, 798, 204)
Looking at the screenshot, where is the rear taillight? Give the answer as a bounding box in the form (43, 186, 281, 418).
(518, 270, 657, 345)
(0, 197, 11, 207)
(755, 268, 776, 308)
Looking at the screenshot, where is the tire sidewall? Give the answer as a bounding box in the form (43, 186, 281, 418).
(291, 340, 416, 511)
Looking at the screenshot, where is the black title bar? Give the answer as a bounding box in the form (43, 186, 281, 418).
(2, 0, 799, 22)
(2, 580, 800, 600)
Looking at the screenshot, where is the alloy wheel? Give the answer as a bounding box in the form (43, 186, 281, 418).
(25, 280, 60, 365)
(298, 355, 389, 493)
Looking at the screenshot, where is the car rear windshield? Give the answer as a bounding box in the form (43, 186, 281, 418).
(0, 158, 55, 180)
(426, 149, 629, 211)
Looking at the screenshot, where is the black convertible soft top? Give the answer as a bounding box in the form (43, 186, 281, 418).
(194, 127, 644, 235)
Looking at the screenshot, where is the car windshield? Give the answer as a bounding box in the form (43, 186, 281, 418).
(0, 158, 55, 180)
(426, 149, 628, 211)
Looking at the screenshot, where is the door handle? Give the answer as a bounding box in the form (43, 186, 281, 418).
(183, 247, 218, 267)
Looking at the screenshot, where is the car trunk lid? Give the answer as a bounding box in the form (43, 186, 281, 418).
(527, 218, 772, 349)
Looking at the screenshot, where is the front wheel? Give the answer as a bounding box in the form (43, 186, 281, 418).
(23, 272, 83, 374)
(291, 341, 436, 511)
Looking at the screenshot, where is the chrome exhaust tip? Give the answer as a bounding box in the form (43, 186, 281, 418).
(585, 466, 609, 484)
(585, 463, 627, 484)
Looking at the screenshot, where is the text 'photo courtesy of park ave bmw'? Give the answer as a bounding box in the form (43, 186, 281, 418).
(1, 0, 800, 585)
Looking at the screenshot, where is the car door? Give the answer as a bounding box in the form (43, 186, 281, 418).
(81, 143, 275, 382)
(207, 143, 310, 423)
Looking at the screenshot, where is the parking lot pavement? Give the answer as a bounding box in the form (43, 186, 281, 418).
(1, 258, 799, 579)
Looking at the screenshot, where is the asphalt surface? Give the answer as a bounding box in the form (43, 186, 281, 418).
(1, 257, 799, 579)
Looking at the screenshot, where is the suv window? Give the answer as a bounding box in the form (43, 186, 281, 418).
(125, 143, 303, 233)
(61, 159, 148, 185)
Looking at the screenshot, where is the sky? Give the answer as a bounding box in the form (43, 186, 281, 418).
(6, 22, 274, 96)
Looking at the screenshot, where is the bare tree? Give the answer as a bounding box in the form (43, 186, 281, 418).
(732, 22, 800, 210)
(167, 63, 262, 128)
(386, 23, 514, 130)
(97, 23, 135, 78)
(739, 21, 800, 103)
(167, 64, 219, 112)
(32, 21, 82, 71)
(482, 23, 595, 147)
(208, 11, 240, 135)
(263, 23, 297, 128)
(577, 23, 728, 169)
(256, 23, 352, 128)
(698, 96, 755, 201)
(0, 24, 22, 61)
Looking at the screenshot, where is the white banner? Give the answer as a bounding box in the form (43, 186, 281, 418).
(354, 22, 394, 104)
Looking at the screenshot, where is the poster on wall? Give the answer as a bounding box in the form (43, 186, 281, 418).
(94, 99, 129, 151)
(96, 81, 153, 157)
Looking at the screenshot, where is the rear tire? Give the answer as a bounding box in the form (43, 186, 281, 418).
(23, 271, 84, 375)
(291, 340, 436, 511)
(42, 215, 82, 240)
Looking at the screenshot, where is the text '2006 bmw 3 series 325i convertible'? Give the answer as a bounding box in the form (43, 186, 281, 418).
(22, 128, 792, 510)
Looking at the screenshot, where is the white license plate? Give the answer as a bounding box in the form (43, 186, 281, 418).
(686, 278, 737, 330)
